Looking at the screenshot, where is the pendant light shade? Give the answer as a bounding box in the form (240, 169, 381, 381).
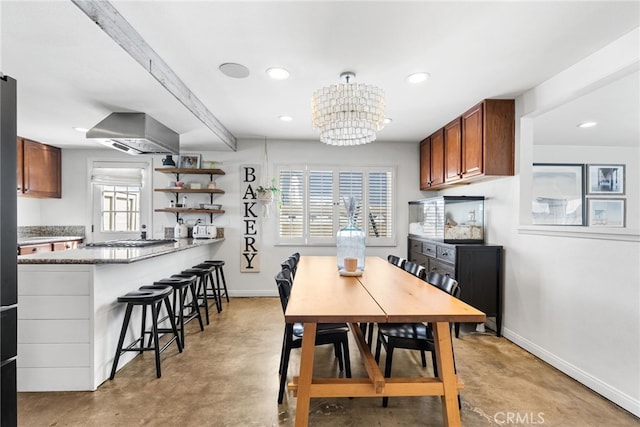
(311, 72, 386, 146)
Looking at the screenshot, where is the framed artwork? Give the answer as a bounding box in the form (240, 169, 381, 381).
(587, 164, 624, 195)
(587, 198, 625, 227)
(531, 163, 585, 225)
(178, 154, 201, 169)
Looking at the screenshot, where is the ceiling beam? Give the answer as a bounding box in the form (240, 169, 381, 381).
(71, 0, 237, 151)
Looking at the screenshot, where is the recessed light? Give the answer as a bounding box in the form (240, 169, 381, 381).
(267, 67, 290, 80)
(219, 62, 250, 79)
(73, 127, 89, 133)
(407, 72, 430, 84)
(383, 118, 393, 125)
(279, 115, 293, 122)
(577, 121, 597, 128)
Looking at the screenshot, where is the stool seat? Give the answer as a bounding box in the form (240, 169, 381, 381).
(117, 285, 172, 304)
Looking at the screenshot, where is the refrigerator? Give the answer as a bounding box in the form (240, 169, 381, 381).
(1, 74, 18, 426)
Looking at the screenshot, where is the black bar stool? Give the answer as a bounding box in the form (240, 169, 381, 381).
(201, 260, 229, 304)
(152, 276, 204, 346)
(110, 285, 182, 380)
(193, 263, 224, 312)
(181, 265, 219, 325)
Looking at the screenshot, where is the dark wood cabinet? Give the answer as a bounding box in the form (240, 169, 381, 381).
(419, 129, 445, 190)
(17, 137, 62, 198)
(18, 238, 82, 255)
(444, 117, 462, 183)
(418, 99, 514, 190)
(408, 236, 503, 336)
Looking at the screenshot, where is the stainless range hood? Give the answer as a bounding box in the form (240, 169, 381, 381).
(86, 112, 179, 155)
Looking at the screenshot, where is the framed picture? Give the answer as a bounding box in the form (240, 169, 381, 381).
(587, 198, 625, 227)
(178, 154, 201, 169)
(531, 163, 585, 225)
(587, 164, 624, 195)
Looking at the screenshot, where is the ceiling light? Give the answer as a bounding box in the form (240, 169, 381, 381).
(219, 62, 250, 79)
(73, 127, 89, 133)
(407, 72, 430, 84)
(384, 118, 393, 125)
(577, 121, 597, 128)
(279, 115, 293, 122)
(311, 71, 386, 146)
(267, 67, 290, 80)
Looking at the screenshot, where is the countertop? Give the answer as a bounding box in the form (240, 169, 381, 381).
(18, 236, 85, 245)
(17, 238, 224, 265)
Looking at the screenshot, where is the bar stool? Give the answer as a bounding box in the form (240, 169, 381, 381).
(110, 285, 182, 380)
(181, 265, 219, 325)
(193, 263, 223, 312)
(201, 260, 229, 304)
(152, 276, 204, 346)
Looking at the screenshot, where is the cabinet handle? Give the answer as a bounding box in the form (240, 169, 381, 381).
(31, 247, 37, 253)
(441, 251, 448, 256)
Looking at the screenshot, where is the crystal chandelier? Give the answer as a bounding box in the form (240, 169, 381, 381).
(311, 72, 386, 146)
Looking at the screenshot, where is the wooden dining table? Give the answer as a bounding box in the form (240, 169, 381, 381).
(285, 256, 486, 426)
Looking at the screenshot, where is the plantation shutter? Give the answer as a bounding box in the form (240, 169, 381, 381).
(278, 169, 304, 239)
(308, 170, 334, 238)
(367, 171, 393, 238)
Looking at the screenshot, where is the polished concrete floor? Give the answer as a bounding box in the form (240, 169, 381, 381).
(18, 298, 638, 426)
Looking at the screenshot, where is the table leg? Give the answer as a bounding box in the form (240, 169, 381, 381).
(432, 321, 461, 427)
(294, 322, 317, 427)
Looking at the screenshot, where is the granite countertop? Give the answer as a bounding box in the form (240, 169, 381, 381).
(18, 236, 85, 245)
(17, 238, 224, 265)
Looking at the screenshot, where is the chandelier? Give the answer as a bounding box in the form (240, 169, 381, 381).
(311, 71, 386, 146)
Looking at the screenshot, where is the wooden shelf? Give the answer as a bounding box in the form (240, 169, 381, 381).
(155, 167, 225, 175)
(154, 188, 225, 194)
(155, 208, 225, 214)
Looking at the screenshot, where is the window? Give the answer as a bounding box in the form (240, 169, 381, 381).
(276, 165, 395, 246)
(90, 161, 150, 241)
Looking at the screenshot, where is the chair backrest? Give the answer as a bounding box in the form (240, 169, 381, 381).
(290, 252, 300, 263)
(387, 254, 406, 269)
(403, 260, 426, 280)
(425, 271, 460, 298)
(275, 270, 293, 313)
(281, 257, 297, 279)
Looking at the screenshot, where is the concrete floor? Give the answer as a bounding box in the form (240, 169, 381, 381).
(18, 297, 638, 426)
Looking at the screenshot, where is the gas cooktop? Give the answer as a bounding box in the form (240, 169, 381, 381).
(86, 239, 176, 248)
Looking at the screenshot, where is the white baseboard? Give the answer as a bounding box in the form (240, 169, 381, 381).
(503, 328, 640, 417)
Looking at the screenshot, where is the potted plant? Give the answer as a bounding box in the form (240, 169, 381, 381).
(255, 179, 280, 203)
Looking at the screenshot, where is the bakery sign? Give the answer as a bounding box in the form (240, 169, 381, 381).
(240, 165, 260, 272)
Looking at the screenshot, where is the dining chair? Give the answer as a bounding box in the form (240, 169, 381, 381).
(425, 271, 461, 338)
(403, 260, 426, 280)
(387, 254, 406, 270)
(374, 275, 460, 407)
(281, 256, 298, 281)
(274, 270, 351, 404)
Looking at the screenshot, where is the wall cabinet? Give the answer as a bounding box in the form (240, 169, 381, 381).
(408, 236, 503, 336)
(418, 99, 514, 190)
(154, 168, 225, 222)
(419, 128, 444, 190)
(17, 137, 62, 198)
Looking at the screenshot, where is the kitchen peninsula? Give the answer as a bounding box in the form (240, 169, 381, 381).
(17, 238, 224, 391)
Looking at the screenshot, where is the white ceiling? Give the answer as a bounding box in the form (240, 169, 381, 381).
(1, 1, 638, 152)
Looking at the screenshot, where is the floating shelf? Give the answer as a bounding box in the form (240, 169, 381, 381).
(154, 188, 225, 194)
(155, 167, 225, 175)
(155, 208, 225, 214)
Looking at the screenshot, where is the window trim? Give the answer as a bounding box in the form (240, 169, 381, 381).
(276, 164, 396, 247)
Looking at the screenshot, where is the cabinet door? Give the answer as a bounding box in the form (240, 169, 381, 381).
(430, 129, 445, 187)
(444, 118, 462, 183)
(456, 246, 500, 318)
(16, 138, 23, 194)
(52, 240, 81, 251)
(21, 139, 61, 198)
(419, 137, 431, 190)
(462, 102, 483, 178)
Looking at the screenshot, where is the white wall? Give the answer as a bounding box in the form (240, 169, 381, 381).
(441, 29, 640, 416)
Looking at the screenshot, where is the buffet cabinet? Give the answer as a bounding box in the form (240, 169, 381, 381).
(408, 236, 503, 336)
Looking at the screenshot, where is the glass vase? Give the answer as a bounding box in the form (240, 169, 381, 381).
(336, 215, 366, 271)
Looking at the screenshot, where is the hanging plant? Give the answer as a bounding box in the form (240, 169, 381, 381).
(256, 179, 280, 203)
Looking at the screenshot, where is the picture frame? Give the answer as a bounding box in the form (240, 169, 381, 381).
(531, 163, 585, 225)
(178, 154, 201, 169)
(587, 164, 625, 195)
(587, 198, 625, 227)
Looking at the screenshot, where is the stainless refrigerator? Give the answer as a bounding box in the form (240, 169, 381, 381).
(0, 74, 18, 426)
